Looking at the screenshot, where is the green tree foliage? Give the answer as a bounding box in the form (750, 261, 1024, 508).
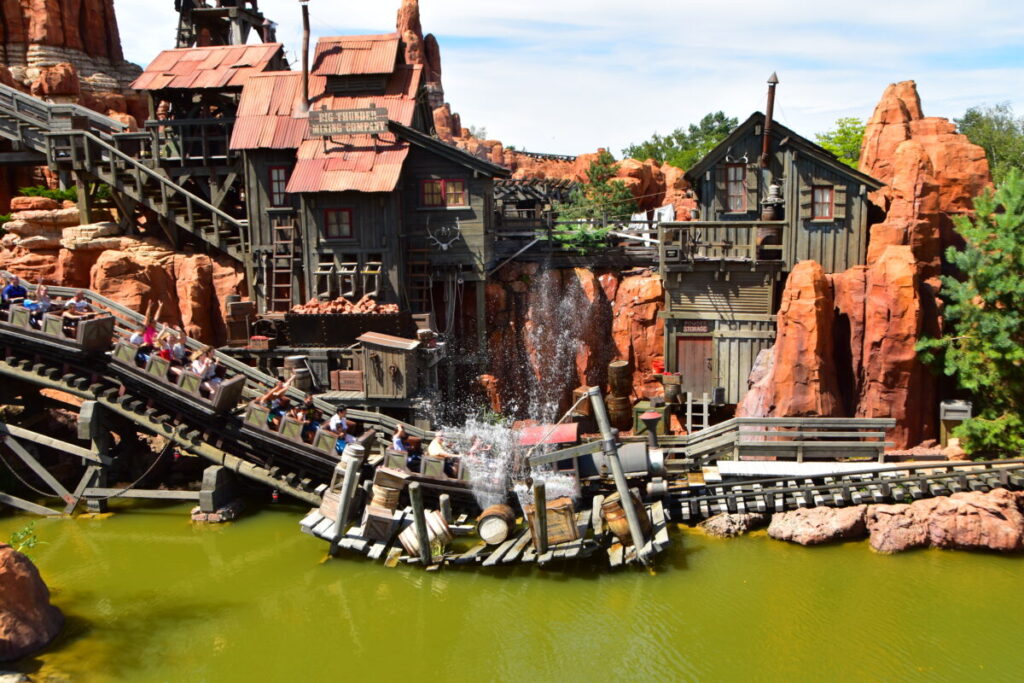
(623, 111, 738, 170)
(9, 522, 40, 558)
(554, 150, 638, 252)
(815, 117, 865, 169)
(918, 168, 1024, 457)
(955, 103, 1024, 186)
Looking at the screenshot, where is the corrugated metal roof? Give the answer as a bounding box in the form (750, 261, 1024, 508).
(312, 33, 400, 76)
(286, 140, 409, 194)
(517, 423, 580, 447)
(230, 65, 421, 153)
(132, 44, 284, 91)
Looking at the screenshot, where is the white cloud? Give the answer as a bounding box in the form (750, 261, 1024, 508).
(116, 0, 1024, 155)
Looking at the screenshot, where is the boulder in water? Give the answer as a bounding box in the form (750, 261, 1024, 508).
(767, 506, 868, 545)
(0, 545, 64, 662)
(698, 512, 769, 538)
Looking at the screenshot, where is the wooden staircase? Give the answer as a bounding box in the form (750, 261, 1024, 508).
(0, 83, 246, 264)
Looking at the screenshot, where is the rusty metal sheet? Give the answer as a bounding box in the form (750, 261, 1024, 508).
(133, 44, 284, 91)
(312, 33, 400, 76)
(517, 424, 580, 447)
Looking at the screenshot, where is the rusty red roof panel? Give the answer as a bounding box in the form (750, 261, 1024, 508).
(286, 140, 409, 194)
(132, 43, 284, 91)
(312, 33, 400, 76)
(517, 423, 580, 447)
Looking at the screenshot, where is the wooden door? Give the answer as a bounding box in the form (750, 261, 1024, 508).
(676, 336, 714, 397)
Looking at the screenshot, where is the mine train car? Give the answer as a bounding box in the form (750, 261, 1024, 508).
(0, 308, 115, 358)
(111, 341, 247, 416)
(240, 401, 357, 471)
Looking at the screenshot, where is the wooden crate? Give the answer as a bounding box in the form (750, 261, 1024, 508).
(373, 467, 411, 490)
(335, 370, 364, 392)
(362, 505, 396, 543)
(249, 335, 274, 351)
(523, 496, 578, 548)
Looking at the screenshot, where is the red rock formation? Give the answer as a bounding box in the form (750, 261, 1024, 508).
(828, 265, 868, 412)
(484, 265, 663, 416)
(767, 506, 869, 545)
(0, 544, 63, 662)
(866, 490, 1024, 554)
(766, 261, 843, 417)
(856, 246, 937, 448)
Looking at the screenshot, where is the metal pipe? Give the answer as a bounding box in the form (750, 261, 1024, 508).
(409, 482, 432, 566)
(587, 386, 650, 564)
(300, 1, 311, 112)
(329, 444, 365, 556)
(532, 479, 548, 555)
(760, 72, 779, 169)
(486, 238, 540, 277)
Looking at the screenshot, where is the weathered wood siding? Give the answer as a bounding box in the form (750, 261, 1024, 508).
(401, 145, 492, 278)
(243, 149, 298, 249)
(663, 266, 776, 320)
(785, 152, 868, 273)
(664, 318, 775, 405)
(299, 191, 402, 303)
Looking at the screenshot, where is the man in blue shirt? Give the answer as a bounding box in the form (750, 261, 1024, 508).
(2, 275, 27, 309)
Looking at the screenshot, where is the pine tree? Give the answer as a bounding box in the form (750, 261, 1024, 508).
(918, 168, 1024, 456)
(554, 150, 638, 252)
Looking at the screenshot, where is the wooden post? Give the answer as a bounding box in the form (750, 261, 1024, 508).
(439, 493, 452, 525)
(532, 479, 548, 555)
(409, 482, 432, 566)
(329, 444, 365, 556)
(74, 173, 94, 225)
(588, 386, 650, 564)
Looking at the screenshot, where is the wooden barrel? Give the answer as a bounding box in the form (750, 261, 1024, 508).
(291, 368, 312, 392)
(284, 355, 307, 370)
(476, 504, 516, 546)
(608, 360, 632, 397)
(371, 484, 400, 511)
(664, 383, 682, 405)
(399, 510, 452, 556)
(606, 395, 633, 431)
(572, 386, 592, 416)
(601, 491, 652, 547)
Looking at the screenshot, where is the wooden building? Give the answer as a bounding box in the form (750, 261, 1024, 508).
(658, 112, 882, 405)
(229, 31, 510, 343)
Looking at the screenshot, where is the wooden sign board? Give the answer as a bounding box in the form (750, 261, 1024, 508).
(309, 106, 388, 137)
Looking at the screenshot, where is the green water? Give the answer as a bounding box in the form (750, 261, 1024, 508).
(2, 503, 1023, 682)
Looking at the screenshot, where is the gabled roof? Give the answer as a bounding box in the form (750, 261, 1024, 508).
(132, 44, 285, 91)
(312, 33, 402, 77)
(390, 122, 512, 178)
(686, 112, 883, 190)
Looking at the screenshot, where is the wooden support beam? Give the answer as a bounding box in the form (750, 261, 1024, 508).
(0, 422, 107, 464)
(83, 488, 199, 501)
(532, 480, 548, 555)
(0, 492, 61, 516)
(65, 465, 100, 514)
(408, 482, 431, 566)
(328, 444, 365, 557)
(3, 435, 74, 504)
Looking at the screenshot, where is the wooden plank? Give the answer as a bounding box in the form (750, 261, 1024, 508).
(452, 542, 488, 565)
(608, 543, 624, 568)
(483, 529, 524, 567)
(0, 491, 61, 516)
(591, 494, 604, 540)
(502, 526, 534, 564)
(651, 501, 669, 551)
(299, 510, 324, 534)
(83, 488, 199, 501)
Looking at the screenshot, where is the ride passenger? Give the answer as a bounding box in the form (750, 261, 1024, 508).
(2, 275, 27, 310)
(299, 394, 321, 443)
(25, 284, 53, 327)
(256, 377, 294, 429)
(328, 405, 357, 452)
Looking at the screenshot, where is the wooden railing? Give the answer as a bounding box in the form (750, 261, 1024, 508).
(143, 118, 236, 165)
(0, 82, 126, 143)
(658, 221, 785, 265)
(44, 130, 247, 259)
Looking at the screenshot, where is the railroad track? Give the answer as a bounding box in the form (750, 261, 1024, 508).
(672, 460, 1024, 521)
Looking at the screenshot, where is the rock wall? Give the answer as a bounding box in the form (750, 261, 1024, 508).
(0, 544, 63, 662)
(0, 205, 246, 344)
(738, 81, 990, 449)
(483, 263, 664, 418)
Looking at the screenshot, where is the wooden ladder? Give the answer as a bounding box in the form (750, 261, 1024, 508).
(269, 222, 297, 312)
(685, 392, 711, 434)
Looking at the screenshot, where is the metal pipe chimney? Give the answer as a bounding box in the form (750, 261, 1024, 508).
(300, 0, 311, 112)
(760, 72, 779, 169)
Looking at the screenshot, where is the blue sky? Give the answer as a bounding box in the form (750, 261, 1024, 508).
(118, 0, 1024, 156)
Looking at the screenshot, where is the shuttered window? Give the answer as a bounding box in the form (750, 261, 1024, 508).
(726, 164, 746, 212)
(813, 186, 834, 220)
(422, 179, 468, 208)
(269, 166, 289, 207)
(324, 209, 353, 239)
